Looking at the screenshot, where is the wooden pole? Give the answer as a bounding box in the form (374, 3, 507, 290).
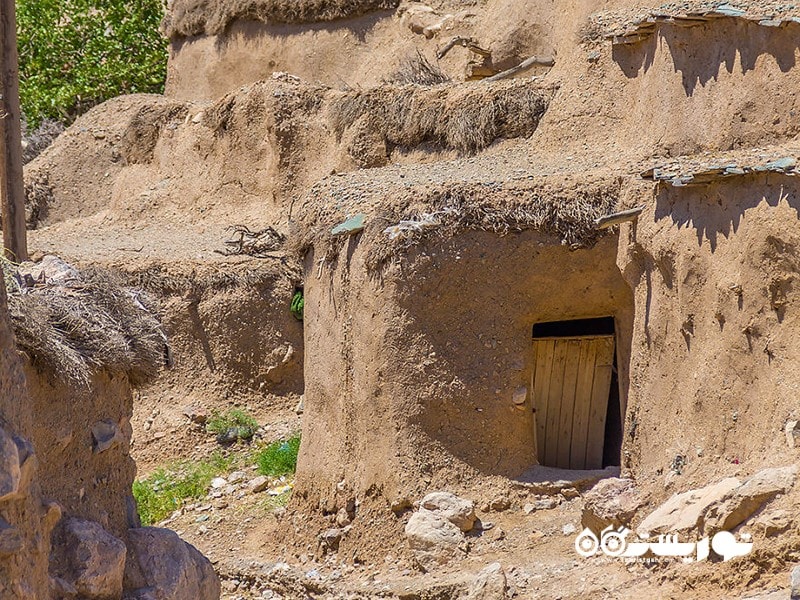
(482, 54, 556, 82)
(0, 0, 27, 262)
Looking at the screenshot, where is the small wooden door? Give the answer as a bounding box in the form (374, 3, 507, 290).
(531, 335, 615, 470)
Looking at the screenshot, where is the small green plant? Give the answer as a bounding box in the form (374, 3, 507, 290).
(255, 435, 301, 476)
(290, 290, 304, 321)
(206, 408, 259, 444)
(132, 452, 232, 526)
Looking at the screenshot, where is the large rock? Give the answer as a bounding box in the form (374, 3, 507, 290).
(0, 426, 20, 502)
(420, 492, 476, 532)
(124, 527, 220, 600)
(405, 509, 464, 572)
(637, 477, 740, 536)
(582, 478, 642, 533)
(52, 518, 127, 599)
(705, 466, 797, 532)
(462, 562, 508, 600)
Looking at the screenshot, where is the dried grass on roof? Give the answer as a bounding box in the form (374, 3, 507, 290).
(292, 180, 621, 272)
(162, 0, 399, 38)
(329, 81, 551, 155)
(3, 265, 165, 387)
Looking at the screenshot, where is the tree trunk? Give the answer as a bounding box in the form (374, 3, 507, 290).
(0, 0, 27, 262)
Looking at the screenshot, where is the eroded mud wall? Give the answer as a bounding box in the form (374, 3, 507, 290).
(0, 284, 54, 599)
(297, 230, 633, 508)
(619, 174, 800, 487)
(25, 367, 139, 540)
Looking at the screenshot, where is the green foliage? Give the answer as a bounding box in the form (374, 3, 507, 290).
(255, 435, 301, 476)
(290, 290, 304, 321)
(132, 452, 233, 526)
(17, 0, 168, 126)
(206, 408, 259, 443)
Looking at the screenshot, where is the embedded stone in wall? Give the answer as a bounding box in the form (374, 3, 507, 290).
(124, 527, 221, 600)
(51, 517, 127, 599)
(0, 518, 23, 557)
(0, 426, 21, 502)
(91, 420, 124, 454)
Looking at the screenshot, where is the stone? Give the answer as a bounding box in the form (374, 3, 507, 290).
(581, 478, 643, 533)
(295, 396, 305, 415)
(637, 477, 740, 536)
(182, 405, 208, 425)
(0, 426, 21, 502)
(561, 487, 580, 500)
(705, 466, 797, 532)
(210, 477, 227, 489)
(785, 421, 800, 448)
(512, 387, 527, 406)
(792, 565, 800, 600)
(227, 471, 247, 485)
(125, 527, 221, 600)
(249, 476, 270, 494)
(331, 214, 366, 236)
(53, 518, 127, 599)
(405, 509, 463, 572)
(420, 492, 476, 532)
(753, 509, 792, 537)
(91, 420, 123, 454)
(391, 497, 412, 514)
(19, 255, 79, 285)
(463, 562, 507, 600)
(319, 527, 350, 552)
(562, 523, 577, 536)
(335, 507, 352, 527)
(524, 497, 558, 514)
(488, 497, 511, 512)
(0, 519, 22, 557)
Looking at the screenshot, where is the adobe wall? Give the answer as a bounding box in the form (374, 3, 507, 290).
(0, 281, 53, 599)
(618, 173, 800, 491)
(24, 366, 139, 540)
(296, 230, 633, 509)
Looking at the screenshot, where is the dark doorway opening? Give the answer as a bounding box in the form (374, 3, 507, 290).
(530, 317, 623, 470)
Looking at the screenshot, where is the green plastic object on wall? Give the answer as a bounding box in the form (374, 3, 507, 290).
(291, 291, 304, 321)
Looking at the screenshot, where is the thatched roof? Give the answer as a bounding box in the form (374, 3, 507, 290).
(291, 155, 627, 271)
(162, 0, 399, 39)
(2, 255, 166, 387)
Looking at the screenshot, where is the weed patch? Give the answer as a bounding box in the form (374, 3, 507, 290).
(132, 452, 232, 526)
(207, 408, 259, 444)
(255, 436, 301, 476)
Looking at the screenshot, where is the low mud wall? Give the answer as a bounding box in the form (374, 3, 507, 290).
(618, 173, 800, 490)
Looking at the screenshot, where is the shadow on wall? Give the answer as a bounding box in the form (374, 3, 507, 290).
(612, 19, 800, 95)
(654, 173, 800, 251)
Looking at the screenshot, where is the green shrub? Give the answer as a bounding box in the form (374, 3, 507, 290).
(206, 408, 259, 444)
(17, 0, 168, 126)
(255, 435, 300, 476)
(132, 452, 232, 526)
